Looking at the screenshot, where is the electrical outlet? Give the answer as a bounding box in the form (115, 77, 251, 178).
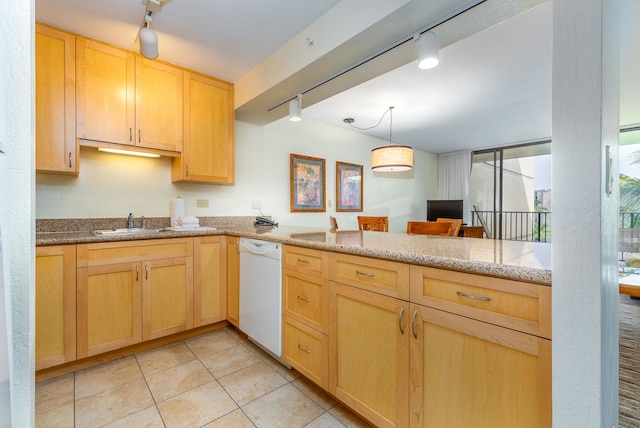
(328, 199, 333, 208)
(251, 200, 262, 209)
(196, 199, 209, 208)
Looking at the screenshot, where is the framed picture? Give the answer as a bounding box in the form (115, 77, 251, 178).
(290, 154, 326, 212)
(336, 161, 363, 212)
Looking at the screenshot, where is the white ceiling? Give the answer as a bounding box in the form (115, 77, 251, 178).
(35, 0, 640, 155)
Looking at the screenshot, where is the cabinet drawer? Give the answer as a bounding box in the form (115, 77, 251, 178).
(329, 253, 410, 300)
(283, 270, 328, 334)
(410, 266, 551, 339)
(283, 316, 328, 389)
(283, 245, 328, 278)
(77, 238, 193, 267)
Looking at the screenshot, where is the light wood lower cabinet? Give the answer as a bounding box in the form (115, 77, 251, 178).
(226, 236, 240, 327)
(142, 257, 193, 341)
(409, 303, 552, 428)
(77, 262, 142, 358)
(282, 246, 329, 389)
(329, 282, 409, 428)
(76, 238, 193, 358)
(194, 236, 226, 327)
(36, 245, 77, 370)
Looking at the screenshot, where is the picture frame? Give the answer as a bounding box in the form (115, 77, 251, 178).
(290, 154, 326, 212)
(336, 161, 363, 212)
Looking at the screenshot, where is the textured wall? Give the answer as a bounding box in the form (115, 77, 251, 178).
(552, 0, 620, 426)
(0, 0, 35, 426)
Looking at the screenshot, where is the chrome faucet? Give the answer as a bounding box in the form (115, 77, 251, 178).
(127, 213, 134, 229)
(141, 216, 146, 230)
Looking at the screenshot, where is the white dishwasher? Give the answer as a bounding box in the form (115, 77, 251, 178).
(239, 238, 284, 359)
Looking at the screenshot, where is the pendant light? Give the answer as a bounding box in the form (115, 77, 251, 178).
(371, 107, 413, 172)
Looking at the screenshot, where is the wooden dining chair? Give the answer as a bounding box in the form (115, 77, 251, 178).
(357, 216, 389, 232)
(330, 216, 339, 231)
(406, 221, 453, 236)
(436, 218, 462, 237)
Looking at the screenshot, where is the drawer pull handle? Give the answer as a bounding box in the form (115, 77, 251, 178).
(297, 258, 310, 264)
(356, 270, 375, 277)
(457, 291, 491, 302)
(398, 307, 405, 335)
(298, 344, 311, 353)
(145, 264, 148, 280)
(68, 152, 72, 168)
(412, 310, 418, 339)
(136, 266, 139, 281)
(297, 296, 311, 303)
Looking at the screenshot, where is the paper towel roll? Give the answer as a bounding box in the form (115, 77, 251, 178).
(170, 197, 185, 227)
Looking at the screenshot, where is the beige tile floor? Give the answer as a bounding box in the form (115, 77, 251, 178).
(35, 327, 372, 428)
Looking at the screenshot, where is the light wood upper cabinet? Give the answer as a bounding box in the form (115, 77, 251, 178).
(76, 37, 182, 154)
(193, 236, 227, 327)
(76, 37, 134, 146)
(136, 57, 183, 152)
(36, 245, 77, 370)
(409, 304, 551, 428)
(226, 236, 240, 327)
(172, 71, 234, 184)
(35, 24, 77, 175)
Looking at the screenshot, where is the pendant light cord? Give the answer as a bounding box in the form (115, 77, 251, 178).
(345, 106, 394, 132)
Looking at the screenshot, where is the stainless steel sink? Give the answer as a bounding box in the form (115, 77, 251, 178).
(94, 228, 161, 235)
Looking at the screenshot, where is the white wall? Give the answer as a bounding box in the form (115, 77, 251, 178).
(36, 116, 438, 233)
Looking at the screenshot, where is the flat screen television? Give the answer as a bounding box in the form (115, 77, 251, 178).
(427, 200, 463, 222)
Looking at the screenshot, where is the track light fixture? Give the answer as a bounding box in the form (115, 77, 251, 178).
(139, 11, 158, 59)
(417, 31, 439, 70)
(136, 0, 171, 59)
(289, 94, 303, 122)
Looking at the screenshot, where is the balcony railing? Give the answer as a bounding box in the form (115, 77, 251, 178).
(472, 210, 552, 243)
(470, 211, 640, 244)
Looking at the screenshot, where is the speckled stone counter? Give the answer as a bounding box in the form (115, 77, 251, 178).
(36, 218, 552, 285)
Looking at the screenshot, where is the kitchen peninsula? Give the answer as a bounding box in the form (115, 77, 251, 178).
(36, 219, 552, 427)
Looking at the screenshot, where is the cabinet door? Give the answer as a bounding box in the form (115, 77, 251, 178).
(226, 237, 240, 327)
(77, 262, 142, 358)
(329, 282, 409, 428)
(35, 24, 77, 175)
(409, 304, 552, 428)
(135, 57, 183, 152)
(36, 245, 76, 370)
(76, 37, 135, 145)
(172, 72, 234, 183)
(142, 257, 193, 341)
(194, 236, 227, 327)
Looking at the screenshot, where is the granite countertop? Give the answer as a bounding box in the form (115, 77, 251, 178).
(36, 219, 552, 285)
